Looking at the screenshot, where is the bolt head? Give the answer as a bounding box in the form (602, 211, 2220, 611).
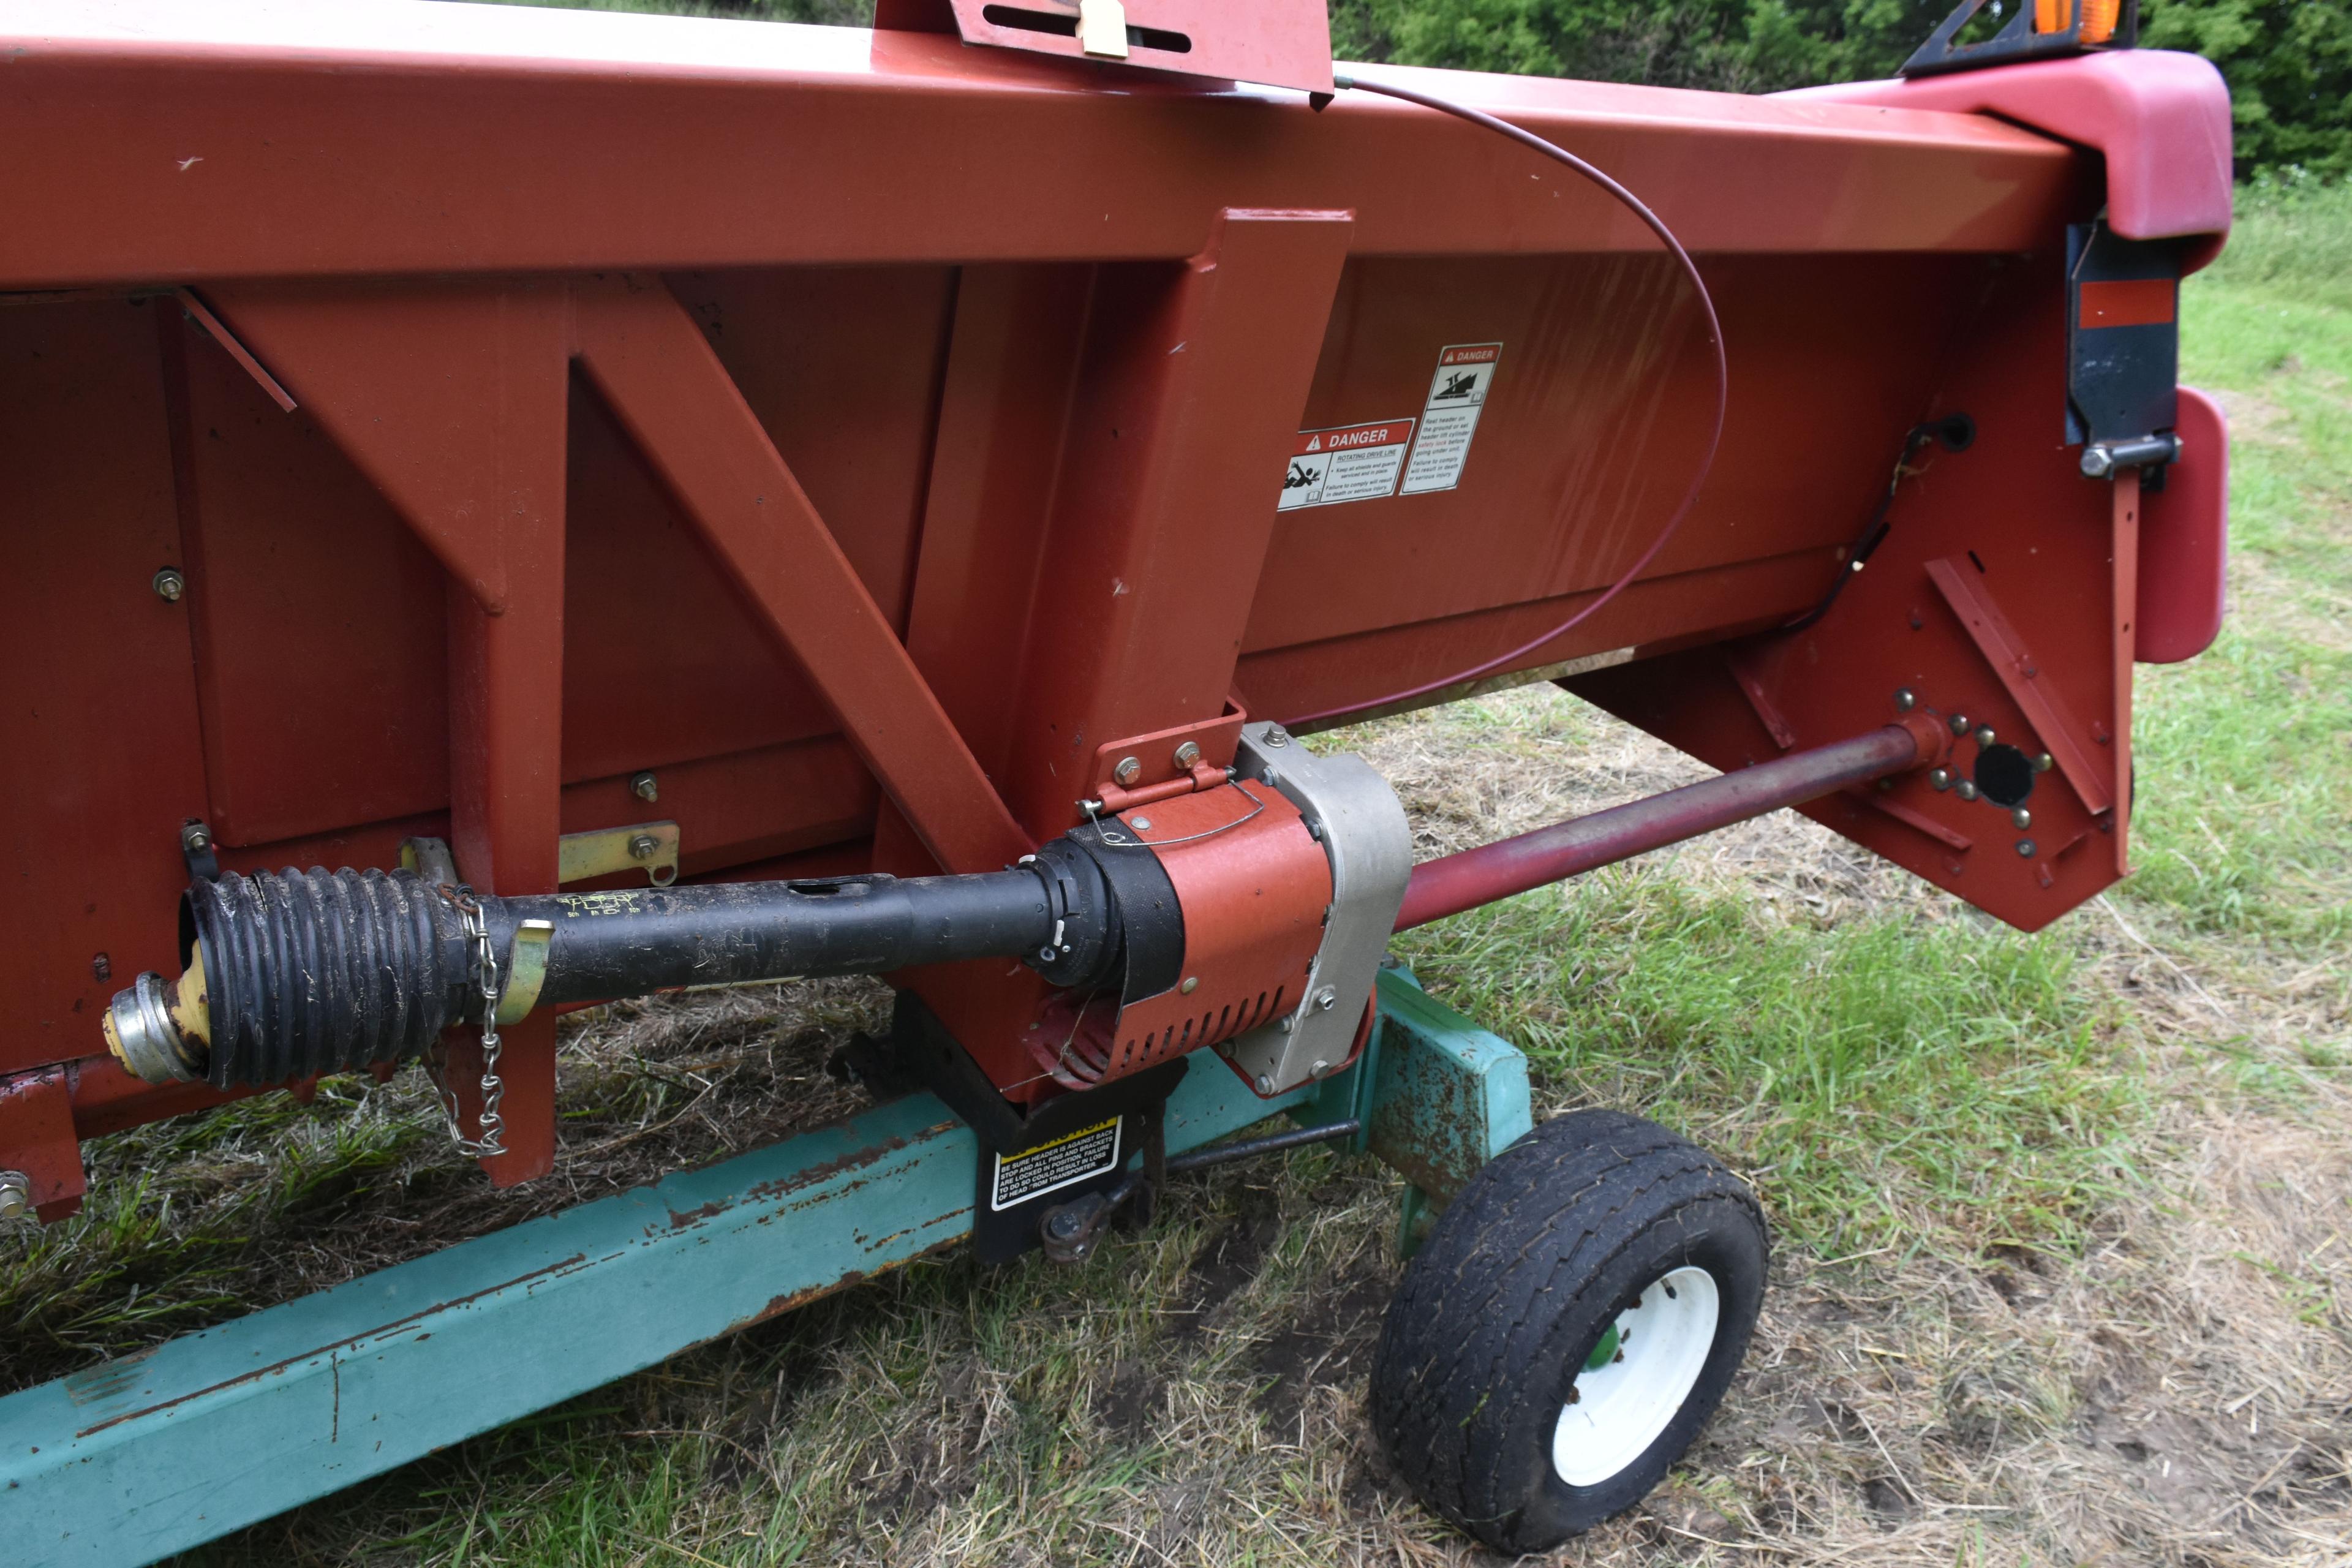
(1180, 976, 1199, 995)
(1948, 713, 1971, 736)
(1314, 987, 1337, 1011)
(1928, 768, 1953, 791)
(630, 771, 658, 804)
(2015, 839, 2037, 858)
(2011, 808, 2032, 830)
(1973, 726, 1997, 748)
(1262, 726, 1290, 749)
(1311, 1059, 1332, 1078)
(1894, 688, 1916, 712)
(1956, 781, 1980, 802)
(152, 567, 186, 603)
(1254, 1074, 1275, 1094)
(628, 832, 659, 860)
(1131, 817, 1152, 832)
(1044, 1209, 1081, 1240)
(0, 1172, 29, 1221)
(1113, 756, 1142, 787)
(1276, 1016, 1293, 1034)
(2034, 753, 2055, 774)
(1172, 741, 1202, 769)
(2081, 447, 2115, 478)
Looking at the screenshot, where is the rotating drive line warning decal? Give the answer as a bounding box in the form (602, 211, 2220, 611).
(1278, 418, 1417, 510)
(1274, 343, 1504, 510)
(1402, 342, 1503, 495)
(990, 1117, 1123, 1212)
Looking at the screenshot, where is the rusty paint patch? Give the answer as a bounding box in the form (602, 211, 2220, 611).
(663, 1199, 727, 1231)
(61, 1347, 157, 1408)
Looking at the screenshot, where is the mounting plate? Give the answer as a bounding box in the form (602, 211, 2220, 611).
(936, 0, 1334, 93)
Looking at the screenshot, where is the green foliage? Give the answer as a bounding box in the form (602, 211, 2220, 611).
(2143, 0, 2352, 175)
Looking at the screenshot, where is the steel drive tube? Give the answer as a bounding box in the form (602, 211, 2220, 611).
(1392, 720, 1937, 930)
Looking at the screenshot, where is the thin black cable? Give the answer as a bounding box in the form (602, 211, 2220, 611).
(1287, 73, 1730, 729)
(1779, 413, 1973, 635)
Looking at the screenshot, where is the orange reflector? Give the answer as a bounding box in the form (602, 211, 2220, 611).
(2035, 0, 2071, 31)
(2081, 0, 2120, 40)
(2079, 278, 2176, 329)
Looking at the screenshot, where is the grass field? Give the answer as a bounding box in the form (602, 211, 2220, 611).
(4, 167, 2348, 1565)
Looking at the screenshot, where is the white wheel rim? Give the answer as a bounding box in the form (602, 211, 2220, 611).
(1550, 1265, 1720, 1487)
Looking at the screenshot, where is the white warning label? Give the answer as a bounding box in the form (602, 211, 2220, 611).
(1401, 342, 1503, 496)
(1277, 418, 1417, 511)
(990, 1117, 1123, 1212)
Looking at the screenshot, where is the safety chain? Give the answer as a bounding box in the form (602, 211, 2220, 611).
(428, 884, 508, 1158)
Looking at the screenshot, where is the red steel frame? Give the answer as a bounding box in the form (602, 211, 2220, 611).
(0, 1, 2228, 1221)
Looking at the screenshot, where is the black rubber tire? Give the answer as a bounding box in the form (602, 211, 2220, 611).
(1368, 1108, 1768, 1553)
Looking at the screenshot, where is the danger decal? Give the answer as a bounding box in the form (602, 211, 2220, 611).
(1278, 418, 1417, 511)
(990, 1117, 1123, 1212)
(1401, 342, 1503, 495)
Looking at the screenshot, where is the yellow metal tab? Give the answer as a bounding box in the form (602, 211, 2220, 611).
(1076, 0, 1129, 58)
(557, 821, 680, 888)
(494, 919, 556, 1024)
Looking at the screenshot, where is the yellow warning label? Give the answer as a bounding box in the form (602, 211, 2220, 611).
(991, 1117, 1123, 1212)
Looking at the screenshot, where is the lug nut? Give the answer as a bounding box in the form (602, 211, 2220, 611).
(1948, 713, 1971, 736)
(1113, 756, 1142, 786)
(1172, 741, 1201, 769)
(0, 1171, 30, 1221)
(1894, 688, 1916, 712)
(152, 567, 186, 603)
(630, 771, 658, 804)
(2011, 808, 2032, 830)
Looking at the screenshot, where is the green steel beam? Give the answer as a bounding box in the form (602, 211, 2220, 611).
(2, 981, 1536, 1568)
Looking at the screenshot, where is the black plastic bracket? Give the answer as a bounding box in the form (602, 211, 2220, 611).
(1900, 0, 2138, 78)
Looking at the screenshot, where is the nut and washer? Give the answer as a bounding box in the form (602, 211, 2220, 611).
(629, 771, 659, 804)
(0, 1171, 32, 1221)
(1314, 986, 1338, 1011)
(181, 821, 213, 854)
(1893, 688, 1917, 712)
(1172, 740, 1202, 769)
(152, 567, 186, 603)
(1112, 755, 1143, 786)
(1261, 725, 1291, 749)
(627, 833, 660, 861)
(2015, 839, 2037, 858)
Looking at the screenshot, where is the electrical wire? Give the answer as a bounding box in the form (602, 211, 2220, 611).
(1284, 74, 1729, 729)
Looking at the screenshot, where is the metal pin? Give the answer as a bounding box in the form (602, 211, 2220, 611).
(0, 1171, 29, 1221)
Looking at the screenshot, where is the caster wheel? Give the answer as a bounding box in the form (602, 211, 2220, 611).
(1368, 1108, 1768, 1553)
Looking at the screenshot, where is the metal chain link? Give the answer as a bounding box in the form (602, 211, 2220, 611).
(429, 885, 508, 1158)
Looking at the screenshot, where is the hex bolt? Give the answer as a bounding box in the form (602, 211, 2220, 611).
(1314, 986, 1338, 1011)
(1043, 1208, 1082, 1242)
(1928, 767, 1954, 791)
(181, 821, 213, 854)
(1948, 712, 1971, 736)
(1973, 726, 1997, 748)
(1894, 688, 1917, 712)
(1180, 976, 1199, 995)
(1310, 1059, 1332, 1078)
(1956, 781, 1980, 802)
(152, 567, 186, 603)
(2015, 839, 2037, 858)
(2011, 808, 2032, 830)
(1254, 1074, 1275, 1094)
(1262, 725, 1291, 749)
(1277, 1016, 1294, 1035)
(1172, 740, 1202, 769)
(1113, 756, 1142, 786)
(629, 771, 658, 804)
(2034, 753, 2056, 773)
(0, 1171, 30, 1222)
(628, 832, 660, 861)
